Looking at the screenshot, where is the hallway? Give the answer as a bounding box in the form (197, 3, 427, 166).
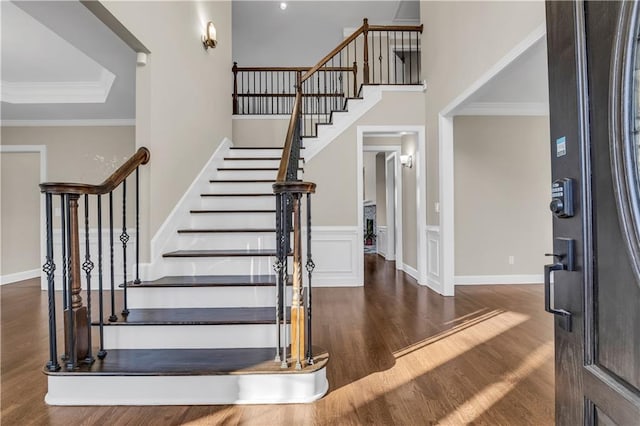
(1, 255, 553, 425)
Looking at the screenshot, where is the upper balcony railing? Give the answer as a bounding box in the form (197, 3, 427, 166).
(233, 18, 423, 139)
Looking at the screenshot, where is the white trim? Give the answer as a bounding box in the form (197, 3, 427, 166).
(438, 24, 546, 298)
(426, 226, 441, 291)
(0, 145, 47, 288)
(0, 269, 40, 285)
(304, 226, 361, 287)
(456, 102, 549, 116)
(455, 275, 544, 285)
(441, 24, 546, 116)
(46, 367, 328, 405)
(304, 85, 426, 161)
(385, 153, 397, 261)
(402, 263, 419, 281)
(1, 119, 135, 127)
(1, 69, 115, 104)
(377, 225, 388, 258)
(149, 138, 232, 278)
(232, 115, 289, 121)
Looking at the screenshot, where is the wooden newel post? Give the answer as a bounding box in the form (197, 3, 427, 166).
(232, 62, 239, 115)
(291, 193, 305, 369)
(65, 194, 91, 369)
(363, 18, 370, 85)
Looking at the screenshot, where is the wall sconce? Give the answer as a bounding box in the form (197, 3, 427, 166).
(202, 21, 217, 50)
(400, 154, 413, 168)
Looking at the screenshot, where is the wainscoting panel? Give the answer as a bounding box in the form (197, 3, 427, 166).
(49, 228, 136, 290)
(377, 226, 388, 258)
(426, 226, 441, 290)
(304, 226, 361, 287)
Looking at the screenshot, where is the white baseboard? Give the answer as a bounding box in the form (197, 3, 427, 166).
(0, 269, 40, 285)
(455, 274, 544, 285)
(402, 263, 419, 281)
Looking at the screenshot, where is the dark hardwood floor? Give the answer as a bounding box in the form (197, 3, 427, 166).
(1, 254, 554, 425)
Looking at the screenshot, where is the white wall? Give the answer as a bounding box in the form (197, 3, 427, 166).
(103, 1, 233, 261)
(363, 151, 377, 202)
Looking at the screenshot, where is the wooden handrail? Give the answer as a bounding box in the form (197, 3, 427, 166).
(301, 25, 365, 83)
(368, 24, 424, 32)
(40, 147, 150, 195)
(276, 91, 302, 183)
(234, 66, 353, 72)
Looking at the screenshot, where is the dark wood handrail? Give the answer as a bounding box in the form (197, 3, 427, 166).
(368, 24, 424, 32)
(40, 147, 150, 195)
(234, 66, 353, 72)
(276, 91, 302, 183)
(301, 25, 365, 83)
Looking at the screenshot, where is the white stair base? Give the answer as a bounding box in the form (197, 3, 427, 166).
(46, 368, 328, 405)
(103, 324, 287, 349)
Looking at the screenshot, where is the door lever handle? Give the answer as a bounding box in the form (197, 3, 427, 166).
(544, 263, 572, 332)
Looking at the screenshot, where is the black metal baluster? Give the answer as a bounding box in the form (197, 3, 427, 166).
(305, 193, 315, 365)
(60, 195, 68, 312)
(120, 179, 130, 317)
(417, 32, 421, 82)
(273, 192, 283, 363)
(379, 30, 383, 83)
(387, 32, 391, 84)
(134, 167, 140, 284)
(44, 193, 60, 371)
(280, 192, 289, 369)
(97, 195, 107, 359)
(371, 32, 375, 84)
(64, 195, 76, 370)
(410, 32, 414, 84)
(82, 194, 94, 363)
(108, 191, 117, 322)
(402, 32, 405, 85)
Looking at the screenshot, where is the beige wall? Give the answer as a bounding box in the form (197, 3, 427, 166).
(1, 152, 40, 276)
(232, 118, 289, 147)
(421, 1, 546, 225)
(453, 116, 552, 275)
(375, 153, 386, 226)
(401, 133, 418, 270)
(305, 91, 425, 226)
(363, 152, 377, 202)
(104, 1, 233, 249)
(1, 126, 135, 276)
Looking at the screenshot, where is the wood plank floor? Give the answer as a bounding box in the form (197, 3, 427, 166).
(1, 254, 554, 425)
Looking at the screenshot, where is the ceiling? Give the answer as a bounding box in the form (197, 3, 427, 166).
(1, 1, 548, 124)
(1, 1, 136, 124)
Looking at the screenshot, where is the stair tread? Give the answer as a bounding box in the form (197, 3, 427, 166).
(223, 157, 303, 161)
(102, 307, 288, 326)
(190, 209, 276, 214)
(178, 228, 275, 233)
(44, 347, 328, 376)
(217, 167, 303, 171)
(163, 249, 277, 258)
(126, 274, 285, 287)
(209, 180, 275, 183)
(201, 193, 274, 197)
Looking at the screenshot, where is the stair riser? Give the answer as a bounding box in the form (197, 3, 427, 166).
(103, 324, 289, 349)
(158, 257, 281, 276)
(222, 159, 284, 168)
(208, 182, 275, 193)
(46, 369, 328, 405)
(189, 212, 275, 228)
(127, 286, 290, 308)
(174, 233, 277, 251)
(227, 149, 284, 158)
(199, 196, 276, 210)
(216, 170, 302, 180)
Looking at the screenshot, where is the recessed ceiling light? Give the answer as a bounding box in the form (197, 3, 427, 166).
(280, 2, 287, 10)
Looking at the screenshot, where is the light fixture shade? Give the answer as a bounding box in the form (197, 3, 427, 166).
(202, 21, 217, 50)
(400, 154, 413, 168)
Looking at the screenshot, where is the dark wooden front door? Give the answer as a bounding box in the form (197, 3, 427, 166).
(546, 1, 640, 424)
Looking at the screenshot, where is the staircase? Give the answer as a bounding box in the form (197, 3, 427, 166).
(43, 146, 328, 406)
(40, 18, 423, 406)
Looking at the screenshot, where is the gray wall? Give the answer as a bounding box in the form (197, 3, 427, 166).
(453, 115, 552, 276)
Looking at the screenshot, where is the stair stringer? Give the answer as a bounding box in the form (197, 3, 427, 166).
(146, 138, 232, 280)
(303, 84, 426, 161)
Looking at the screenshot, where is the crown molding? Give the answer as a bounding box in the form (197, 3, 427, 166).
(1, 69, 116, 104)
(456, 101, 549, 116)
(1, 119, 135, 127)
